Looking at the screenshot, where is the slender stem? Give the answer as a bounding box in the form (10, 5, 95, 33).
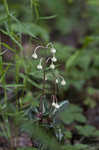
(42, 57, 47, 96)
(46, 57, 51, 64)
(34, 45, 45, 53)
(54, 78, 57, 95)
(43, 68, 46, 96)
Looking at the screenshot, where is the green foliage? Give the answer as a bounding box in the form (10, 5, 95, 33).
(59, 104, 86, 124)
(62, 144, 89, 150)
(11, 22, 49, 41)
(0, 0, 99, 150)
(76, 125, 96, 137)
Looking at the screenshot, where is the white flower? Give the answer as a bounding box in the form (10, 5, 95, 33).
(32, 52, 38, 59)
(37, 64, 42, 70)
(51, 56, 57, 62)
(55, 103, 60, 109)
(37, 58, 43, 70)
(61, 79, 66, 86)
(55, 79, 59, 84)
(52, 101, 60, 109)
(50, 48, 56, 54)
(52, 101, 56, 107)
(50, 62, 55, 69)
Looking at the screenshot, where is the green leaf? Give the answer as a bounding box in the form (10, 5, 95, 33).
(11, 22, 49, 41)
(76, 125, 96, 137)
(62, 143, 88, 150)
(3, 0, 10, 15)
(0, 15, 8, 25)
(59, 104, 86, 124)
(0, 29, 23, 50)
(66, 51, 81, 70)
(0, 42, 16, 52)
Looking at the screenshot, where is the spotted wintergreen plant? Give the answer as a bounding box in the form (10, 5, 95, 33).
(25, 42, 70, 148)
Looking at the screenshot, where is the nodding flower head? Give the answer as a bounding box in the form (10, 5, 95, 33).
(50, 62, 55, 69)
(51, 56, 57, 62)
(55, 103, 60, 109)
(52, 100, 60, 109)
(37, 58, 43, 70)
(32, 52, 38, 59)
(61, 79, 66, 86)
(37, 64, 42, 70)
(50, 48, 56, 54)
(52, 100, 56, 107)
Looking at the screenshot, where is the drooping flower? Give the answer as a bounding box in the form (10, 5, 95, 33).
(50, 62, 55, 69)
(52, 100, 60, 109)
(50, 47, 56, 54)
(51, 56, 57, 62)
(52, 100, 56, 107)
(37, 64, 42, 70)
(37, 58, 43, 70)
(55, 103, 60, 108)
(32, 52, 38, 59)
(61, 79, 66, 86)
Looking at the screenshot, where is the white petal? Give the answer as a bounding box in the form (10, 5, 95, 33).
(52, 102, 56, 107)
(55, 103, 60, 108)
(61, 80, 66, 86)
(32, 53, 38, 59)
(37, 64, 42, 70)
(50, 63, 55, 69)
(51, 56, 57, 62)
(50, 48, 56, 54)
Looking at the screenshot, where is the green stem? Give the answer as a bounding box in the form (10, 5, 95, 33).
(43, 68, 46, 96)
(54, 79, 57, 95)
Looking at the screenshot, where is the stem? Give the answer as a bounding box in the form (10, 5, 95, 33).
(43, 68, 46, 96)
(54, 78, 57, 95)
(34, 45, 45, 53)
(42, 57, 47, 96)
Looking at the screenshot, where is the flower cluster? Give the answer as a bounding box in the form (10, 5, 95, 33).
(32, 43, 66, 86)
(52, 100, 60, 109)
(55, 76, 66, 86)
(51, 95, 60, 109)
(32, 43, 67, 109)
(32, 44, 57, 70)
